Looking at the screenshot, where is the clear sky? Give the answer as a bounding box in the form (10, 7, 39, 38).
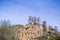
(0, 0, 60, 31)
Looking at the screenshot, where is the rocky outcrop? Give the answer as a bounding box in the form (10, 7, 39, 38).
(17, 22, 57, 40)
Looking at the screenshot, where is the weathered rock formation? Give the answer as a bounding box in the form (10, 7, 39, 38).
(17, 22, 51, 40)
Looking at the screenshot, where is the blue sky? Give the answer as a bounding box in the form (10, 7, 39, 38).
(0, 0, 60, 31)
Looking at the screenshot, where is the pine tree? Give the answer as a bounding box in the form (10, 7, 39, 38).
(42, 21, 47, 32)
(37, 17, 40, 23)
(28, 16, 32, 23)
(33, 17, 36, 23)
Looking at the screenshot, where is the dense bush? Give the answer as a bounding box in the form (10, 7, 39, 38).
(0, 20, 19, 40)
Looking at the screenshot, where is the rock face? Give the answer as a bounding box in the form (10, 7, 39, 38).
(17, 22, 50, 40)
(16, 16, 58, 40)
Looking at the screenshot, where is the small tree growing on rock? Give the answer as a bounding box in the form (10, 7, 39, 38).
(42, 21, 47, 32)
(28, 16, 40, 24)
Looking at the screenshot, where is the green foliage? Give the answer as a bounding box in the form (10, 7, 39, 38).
(55, 34, 60, 40)
(0, 20, 11, 28)
(49, 35, 60, 40)
(42, 21, 47, 26)
(37, 32, 60, 40)
(42, 21, 47, 32)
(0, 20, 19, 40)
(37, 17, 40, 23)
(33, 17, 36, 23)
(0, 18, 59, 40)
(28, 16, 33, 23)
(28, 16, 40, 23)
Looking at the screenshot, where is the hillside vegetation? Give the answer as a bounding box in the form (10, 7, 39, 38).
(0, 16, 60, 40)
